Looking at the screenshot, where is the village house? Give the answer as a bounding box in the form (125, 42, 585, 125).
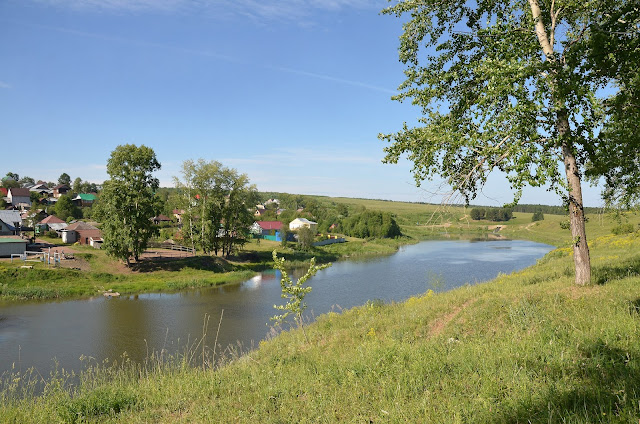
(52, 184, 71, 198)
(89, 237, 103, 249)
(152, 214, 172, 225)
(72, 193, 97, 207)
(29, 183, 52, 196)
(61, 221, 101, 245)
(250, 221, 283, 241)
(0, 210, 23, 235)
(38, 215, 68, 234)
(0, 237, 28, 257)
(7, 187, 32, 209)
(172, 209, 185, 224)
(289, 218, 318, 233)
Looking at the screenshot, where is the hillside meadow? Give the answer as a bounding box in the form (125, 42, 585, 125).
(1, 198, 640, 422)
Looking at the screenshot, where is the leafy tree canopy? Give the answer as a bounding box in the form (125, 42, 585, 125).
(342, 211, 402, 239)
(95, 144, 161, 266)
(54, 195, 80, 221)
(58, 173, 71, 186)
(380, 0, 640, 285)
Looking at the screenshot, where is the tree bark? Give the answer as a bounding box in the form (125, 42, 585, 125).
(559, 110, 591, 285)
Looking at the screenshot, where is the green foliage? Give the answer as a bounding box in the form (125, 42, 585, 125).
(46, 230, 58, 238)
(296, 226, 315, 251)
(270, 251, 331, 340)
(54, 195, 80, 221)
(532, 211, 545, 222)
(380, 0, 639, 285)
(1, 173, 19, 189)
(58, 172, 71, 186)
(612, 223, 636, 235)
(59, 387, 137, 423)
(18, 176, 35, 187)
(174, 159, 257, 257)
(469, 208, 484, 220)
(380, 0, 634, 204)
(95, 144, 161, 265)
(341, 211, 402, 238)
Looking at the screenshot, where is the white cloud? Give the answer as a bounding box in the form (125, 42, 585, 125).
(33, 0, 384, 21)
(36, 0, 187, 13)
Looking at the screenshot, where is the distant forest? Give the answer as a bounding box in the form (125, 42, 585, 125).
(509, 204, 602, 215)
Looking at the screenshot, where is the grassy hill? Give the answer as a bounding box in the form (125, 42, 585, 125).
(2, 218, 640, 422)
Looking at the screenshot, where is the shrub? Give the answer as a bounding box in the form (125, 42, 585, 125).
(531, 211, 544, 222)
(612, 223, 635, 235)
(341, 211, 402, 238)
(46, 230, 58, 238)
(470, 208, 485, 220)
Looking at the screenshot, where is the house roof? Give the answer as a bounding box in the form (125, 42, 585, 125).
(40, 215, 65, 224)
(53, 184, 70, 190)
(73, 193, 97, 201)
(0, 210, 23, 229)
(291, 218, 317, 225)
(153, 214, 171, 221)
(257, 221, 282, 230)
(9, 188, 30, 197)
(65, 221, 99, 231)
(29, 183, 49, 190)
(0, 237, 27, 244)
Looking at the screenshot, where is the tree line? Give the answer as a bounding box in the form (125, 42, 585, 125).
(469, 207, 513, 222)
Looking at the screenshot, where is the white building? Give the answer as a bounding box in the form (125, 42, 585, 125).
(289, 218, 318, 233)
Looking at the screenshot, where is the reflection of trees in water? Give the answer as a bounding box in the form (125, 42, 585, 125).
(99, 296, 150, 364)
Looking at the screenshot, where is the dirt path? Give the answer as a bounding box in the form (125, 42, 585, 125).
(428, 299, 476, 337)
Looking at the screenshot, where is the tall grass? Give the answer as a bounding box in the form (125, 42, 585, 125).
(3, 231, 640, 422)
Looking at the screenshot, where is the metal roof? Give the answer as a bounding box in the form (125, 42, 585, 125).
(0, 238, 26, 243)
(0, 210, 23, 230)
(73, 193, 97, 201)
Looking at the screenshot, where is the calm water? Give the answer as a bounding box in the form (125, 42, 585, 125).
(0, 240, 552, 375)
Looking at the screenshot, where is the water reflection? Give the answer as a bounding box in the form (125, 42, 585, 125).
(0, 239, 552, 375)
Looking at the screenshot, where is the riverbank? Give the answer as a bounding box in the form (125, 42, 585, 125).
(2, 231, 639, 422)
(0, 234, 412, 301)
(2, 203, 636, 302)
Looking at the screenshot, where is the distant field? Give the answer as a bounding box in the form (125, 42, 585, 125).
(321, 196, 640, 247)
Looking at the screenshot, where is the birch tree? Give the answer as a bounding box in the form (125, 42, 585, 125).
(381, 0, 640, 285)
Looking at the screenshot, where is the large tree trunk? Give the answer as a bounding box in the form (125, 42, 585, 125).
(559, 111, 591, 285)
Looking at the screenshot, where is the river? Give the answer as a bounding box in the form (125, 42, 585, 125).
(0, 239, 552, 376)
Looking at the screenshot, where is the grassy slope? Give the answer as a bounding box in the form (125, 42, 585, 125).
(2, 228, 640, 422)
(3, 199, 640, 422)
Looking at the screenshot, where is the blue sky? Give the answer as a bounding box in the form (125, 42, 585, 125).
(0, 0, 605, 206)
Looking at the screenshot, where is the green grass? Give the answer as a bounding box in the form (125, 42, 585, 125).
(0, 250, 255, 301)
(3, 231, 640, 422)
